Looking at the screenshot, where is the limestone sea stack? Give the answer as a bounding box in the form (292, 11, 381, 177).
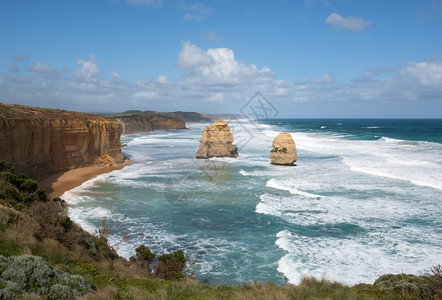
(196, 121, 238, 159)
(270, 133, 297, 165)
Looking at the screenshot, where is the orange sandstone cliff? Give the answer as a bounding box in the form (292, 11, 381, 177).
(0, 103, 124, 180)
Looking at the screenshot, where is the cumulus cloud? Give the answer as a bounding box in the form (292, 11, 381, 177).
(297, 58, 442, 104)
(398, 60, 442, 85)
(72, 55, 100, 82)
(111, 72, 121, 80)
(131, 90, 158, 100)
(177, 41, 274, 87)
(12, 55, 30, 62)
(326, 12, 370, 32)
(28, 62, 56, 73)
(0, 45, 441, 116)
(157, 75, 169, 83)
(176, 41, 214, 67)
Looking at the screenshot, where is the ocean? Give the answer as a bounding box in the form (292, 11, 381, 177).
(63, 119, 442, 286)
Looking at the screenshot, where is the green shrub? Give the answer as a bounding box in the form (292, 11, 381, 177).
(155, 250, 186, 281)
(35, 188, 47, 202)
(21, 193, 36, 205)
(0, 255, 91, 299)
(0, 172, 18, 186)
(80, 230, 98, 257)
(20, 179, 38, 194)
(135, 245, 155, 263)
(171, 250, 185, 268)
(52, 197, 65, 205)
(270, 147, 288, 154)
(0, 239, 21, 257)
(374, 273, 423, 295)
(0, 161, 14, 173)
(60, 217, 73, 232)
(0, 165, 47, 209)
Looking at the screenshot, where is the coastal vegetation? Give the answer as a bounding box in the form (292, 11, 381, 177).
(271, 147, 288, 153)
(0, 159, 441, 299)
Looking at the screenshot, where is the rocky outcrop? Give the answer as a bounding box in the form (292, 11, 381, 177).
(0, 103, 124, 180)
(109, 113, 186, 135)
(270, 133, 297, 165)
(196, 121, 238, 159)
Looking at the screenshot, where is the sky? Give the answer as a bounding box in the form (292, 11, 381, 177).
(0, 0, 441, 118)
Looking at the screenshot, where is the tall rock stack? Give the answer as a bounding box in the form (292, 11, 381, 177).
(270, 133, 297, 165)
(196, 121, 238, 159)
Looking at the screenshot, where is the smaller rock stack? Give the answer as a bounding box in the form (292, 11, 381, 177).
(196, 121, 238, 159)
(270, 133, 297, 165)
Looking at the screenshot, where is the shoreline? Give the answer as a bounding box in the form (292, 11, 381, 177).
(40, 160, 131, 199)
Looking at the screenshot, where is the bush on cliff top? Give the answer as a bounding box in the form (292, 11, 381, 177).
(0, 254, 91, 299)
(0, 160, 41, 210)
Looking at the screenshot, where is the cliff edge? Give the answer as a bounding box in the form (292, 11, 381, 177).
(0, 103, 124, 180)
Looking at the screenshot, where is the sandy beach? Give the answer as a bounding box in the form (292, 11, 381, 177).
(40, 161, 130, 199)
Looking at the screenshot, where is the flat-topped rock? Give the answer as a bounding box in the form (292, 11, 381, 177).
(270, 133, 297, 165)
(196, 121, 238, 159)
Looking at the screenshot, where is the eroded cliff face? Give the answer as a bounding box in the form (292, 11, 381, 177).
(0, 104, 124, 180)
(114, 114, 186, 135)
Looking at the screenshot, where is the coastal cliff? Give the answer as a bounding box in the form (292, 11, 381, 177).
(106, 111, 186, 135)
(0, 103, 124, 180)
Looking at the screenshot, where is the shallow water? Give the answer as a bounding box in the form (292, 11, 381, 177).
(64, 119, 442, 285)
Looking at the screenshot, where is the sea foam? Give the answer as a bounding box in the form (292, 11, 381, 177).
(64, 119, 442, 286)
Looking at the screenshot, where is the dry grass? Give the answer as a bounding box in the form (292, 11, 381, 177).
(77, 286, 119, 300)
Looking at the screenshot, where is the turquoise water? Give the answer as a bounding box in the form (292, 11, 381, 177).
(64, 119, 442, 285)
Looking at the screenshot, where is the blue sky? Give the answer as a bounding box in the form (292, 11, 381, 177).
(1, 0, 441, 117)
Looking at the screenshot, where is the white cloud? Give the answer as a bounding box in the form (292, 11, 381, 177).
(28, 62, 56, 73)
(207, 92, 224, 102)
(111, 72, 121, 80)
(301, 74, 335, 84)
(131, 90, 158, 100)
(157, 75, 169, 83)
(73, 55, 100, 82)
(326, 12, 370, 32)
(177, 42, 274, 88)
(176, 41, 213, 67)
(399, 61, 442, 85)
(1, 46, 441, 117)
